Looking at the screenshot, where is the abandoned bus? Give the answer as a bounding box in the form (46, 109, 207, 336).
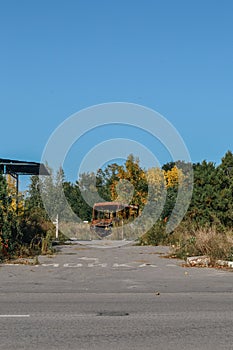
(90, 201, 139, 237)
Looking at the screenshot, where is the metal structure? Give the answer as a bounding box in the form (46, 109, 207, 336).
(90, 201, 139, 238)
(0, 158, 49, 212)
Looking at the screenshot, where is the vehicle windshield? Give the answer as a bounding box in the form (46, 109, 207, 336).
(93, 210, 111, 220)
(92, 203, 138, 222)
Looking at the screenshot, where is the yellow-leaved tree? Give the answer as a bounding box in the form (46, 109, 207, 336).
(163, 165, 185, 188)
(110, 154, 148, 209)
(6, 175, 24, 214)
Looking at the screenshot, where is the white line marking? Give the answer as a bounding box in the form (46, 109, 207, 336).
(88, 263, 108, 267)
(112, 263, 133, 268)
(41, 263, 59, 267)
(0, 315, 30, 318)
(78, 257, 99, 261)
(138, 263, 158, 268)
(63, 263, 83, 267)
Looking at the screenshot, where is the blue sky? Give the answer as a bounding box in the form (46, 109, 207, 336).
(1, 0, 232, 185)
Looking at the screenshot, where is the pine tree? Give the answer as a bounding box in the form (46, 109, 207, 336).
(215, 151, 233, 227)
(26, 175, 44, 210)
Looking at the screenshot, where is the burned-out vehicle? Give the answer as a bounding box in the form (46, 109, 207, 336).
(90, 201, 139, 238)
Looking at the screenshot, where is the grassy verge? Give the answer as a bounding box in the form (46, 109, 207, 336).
(170, 226, 233, 263)
(139, 221, 233, 265)
(0, 232, 56, 263)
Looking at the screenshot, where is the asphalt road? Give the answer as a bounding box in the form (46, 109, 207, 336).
(1, 242, 233, 350)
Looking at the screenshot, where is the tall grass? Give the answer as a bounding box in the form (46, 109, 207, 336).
(138, 221, 233, 263)
(171, 226, 233, 262)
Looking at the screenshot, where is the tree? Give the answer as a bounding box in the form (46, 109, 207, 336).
(75, 172, 99, 221)
(21, 175, 51, 244)
(215, 151, 233, 227)
(64, 180, 92, 221)
(163, 166, 185, 188)
(38, 166, 77, 222)
(96, 163, 119, 201)
(186, 161, 220, 227)
(162, 165, 189, 223)
(52, 167, 70, 221)
(26, 175, 44, 211)
(110, 154, 148, 209)
(145, 167, 166, 220)
(0, 173, 20, 256)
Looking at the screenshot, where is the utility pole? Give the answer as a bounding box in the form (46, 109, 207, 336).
(53, 214, 59, 240)
(121, 219, 124, 240)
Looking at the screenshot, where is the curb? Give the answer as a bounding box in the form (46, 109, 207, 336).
(187, 255, 233, 268)
(216, 260, 233, 268)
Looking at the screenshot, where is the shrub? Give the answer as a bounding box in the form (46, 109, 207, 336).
(171, 226, 233, 262)
(138, 220, 168, 246)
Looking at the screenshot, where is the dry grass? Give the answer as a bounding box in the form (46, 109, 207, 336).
(171, 226, 233, 263)
(59, 222, 96, 240)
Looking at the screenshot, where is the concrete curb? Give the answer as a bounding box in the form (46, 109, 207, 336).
(186, 255, 210, 267)
(216, 260, 233, 268)
(187, 255, 233, 268)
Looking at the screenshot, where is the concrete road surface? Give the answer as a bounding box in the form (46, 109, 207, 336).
(1, 242, 233, 350)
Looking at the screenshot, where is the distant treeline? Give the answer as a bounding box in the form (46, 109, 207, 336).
(0, 150, 232, 259)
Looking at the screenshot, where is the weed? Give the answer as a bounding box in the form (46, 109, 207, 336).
(171, 226, 233, 263)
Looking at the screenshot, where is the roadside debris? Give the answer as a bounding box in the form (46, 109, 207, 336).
(216, 260, 233, 268)
(186, 255, 210, 267)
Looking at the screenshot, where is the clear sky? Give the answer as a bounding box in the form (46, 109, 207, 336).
(1, 0, 232, 184)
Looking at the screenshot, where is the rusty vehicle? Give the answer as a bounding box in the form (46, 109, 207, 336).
(90, 201, 139, 237)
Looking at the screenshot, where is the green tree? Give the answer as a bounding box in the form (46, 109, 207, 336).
(38, 166, 76, 222)
(0, 173, 20, 257)
(63, 180, 92, 221)
(75, 172, 98, 221)
(21, 175, 51, 244)
(215, 151, 233, 227)
(186, 161, 220, 227)
(26, 175, 44, 211)
(96, 163, 119, 201)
